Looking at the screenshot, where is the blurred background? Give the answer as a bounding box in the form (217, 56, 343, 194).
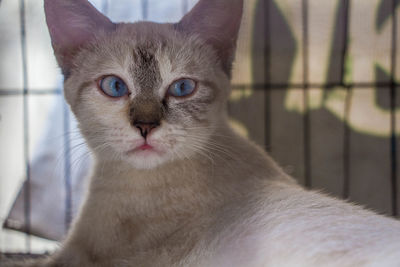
(0, 0, 399, 255)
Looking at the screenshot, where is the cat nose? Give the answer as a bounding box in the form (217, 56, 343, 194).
(133, 121, 160, 139)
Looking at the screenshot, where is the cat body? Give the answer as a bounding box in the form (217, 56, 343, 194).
(4, 0, 400, 266)
(11, 128, 400, 267)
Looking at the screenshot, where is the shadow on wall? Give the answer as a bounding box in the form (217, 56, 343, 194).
(231, 0, 400, 216)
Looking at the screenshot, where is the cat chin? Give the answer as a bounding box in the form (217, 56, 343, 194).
(125, 152, 171, 170)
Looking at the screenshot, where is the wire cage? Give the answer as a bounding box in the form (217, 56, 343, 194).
(0, 0, 399, 257)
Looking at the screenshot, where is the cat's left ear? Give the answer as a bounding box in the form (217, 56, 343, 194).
(44, 0, 115, 76)
(175, 0, 243, 77)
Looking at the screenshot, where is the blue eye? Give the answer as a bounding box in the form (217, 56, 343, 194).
(99, 76, 129, 98)
(168, 79, 196, 97)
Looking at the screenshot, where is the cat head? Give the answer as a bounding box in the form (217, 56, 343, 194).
(45, 0, 243, 169)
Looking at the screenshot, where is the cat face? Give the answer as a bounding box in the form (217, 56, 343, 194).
(45, 0, 243, 169)
(66, 24, 229, 169)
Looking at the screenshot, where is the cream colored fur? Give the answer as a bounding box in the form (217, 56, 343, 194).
(4, 0, 400, 266)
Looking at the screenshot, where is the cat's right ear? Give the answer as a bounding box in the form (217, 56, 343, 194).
(44, 0, 115, 76)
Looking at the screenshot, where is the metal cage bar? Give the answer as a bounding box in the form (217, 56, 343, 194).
(302, 0, 311, 188)
(182, 0, 189, 15)
(390, 0, 398, 217)
(102, 0, 109, 15)
(63, 100, 72, 231)
(19, 0, 31, 252)
(341, 0, 351, 199)
(1, 82, 400, 97)
(141, 0, 148, 20)
(264, 0, 272, 152)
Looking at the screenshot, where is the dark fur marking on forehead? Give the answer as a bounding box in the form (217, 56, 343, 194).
(134, 46, 155, 64)
(130, 45, 162, 95)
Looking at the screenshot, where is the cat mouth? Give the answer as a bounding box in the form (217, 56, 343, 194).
(126, 142, 163, 156)
(138, 144, 153, 151)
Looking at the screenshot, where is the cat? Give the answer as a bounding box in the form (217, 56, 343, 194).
(3, 0, 400, 266)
